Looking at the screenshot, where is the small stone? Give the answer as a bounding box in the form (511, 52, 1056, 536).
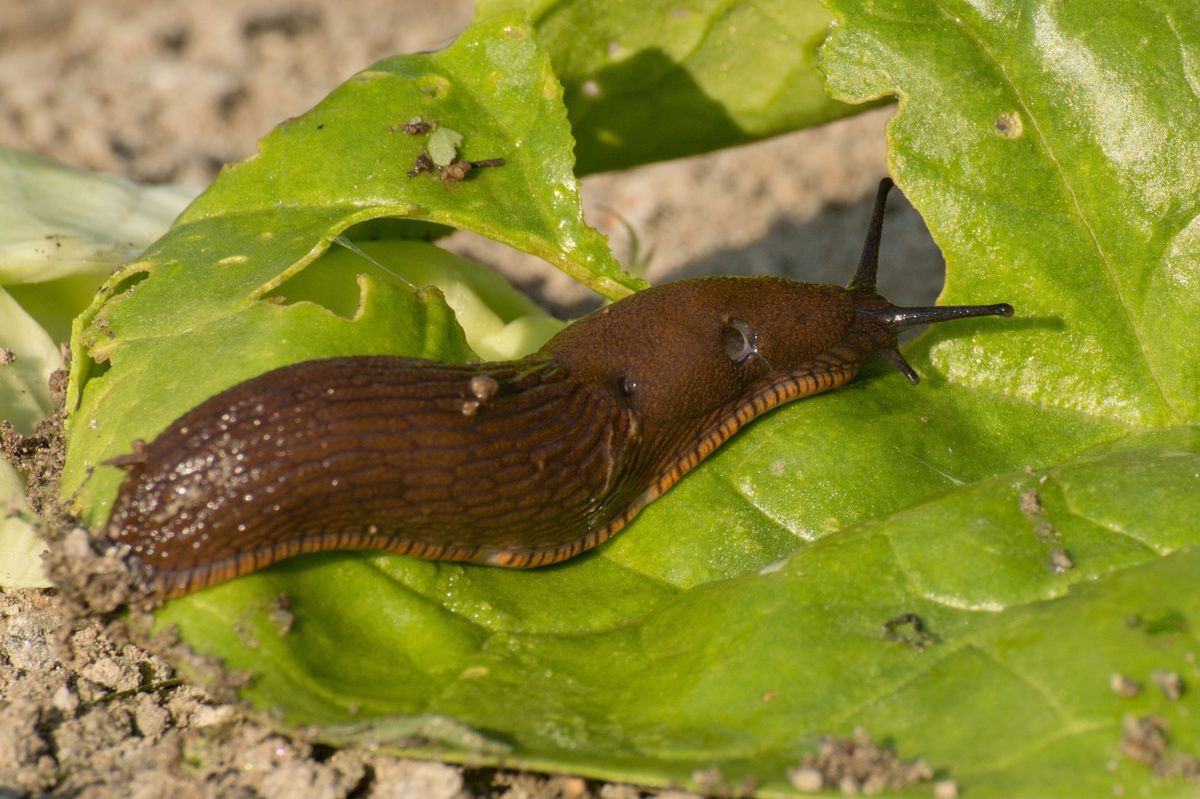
(934, 779, 959, 799)
(790, 728, 937, 796)
(80, 656, 139, 692)
(62, 527, 95, 559)
(133, 693, 171, 740)
(51, 684, 79, 715)
(191, 704, 236, 728)
(548, 776, 588, 798)
(599, 784, 641, 799)
(691, 766, 725, 795)
(1110, 673, 1142, 697)
(371, 759, 463, 799)
(788, 766, 823, 793)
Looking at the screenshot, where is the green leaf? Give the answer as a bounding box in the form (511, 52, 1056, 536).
(0, 460, 51, 589)
(0, 147, 193, 589)
(156, 433, 1200, 797)
(0, 287, 60, 590)
(58, 3, 1200, 797)
(479, 0, 869, 174)
(823, 0, 1200, 427)
(62, 13, 615, 526)
(0, 149, 195, 284)
(0, 148, 194, 355)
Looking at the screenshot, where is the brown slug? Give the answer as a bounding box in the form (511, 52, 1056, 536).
(105, 178, 1013, 598)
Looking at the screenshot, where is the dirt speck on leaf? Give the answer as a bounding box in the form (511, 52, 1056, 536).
(787, 727, 938, 795)
(1120, 715, 1200, 782)
(0, 0, 924, 795)
(1018, 488, 1043, 515)
(1151, 669, 1185, 701)
(1048, 547, 1074, 573)
(1110, 672, 1143, 698)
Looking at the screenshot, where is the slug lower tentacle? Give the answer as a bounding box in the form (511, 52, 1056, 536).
(104, 178, 1013, 598)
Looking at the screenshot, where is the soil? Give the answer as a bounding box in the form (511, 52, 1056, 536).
(0, 1, 946, 797)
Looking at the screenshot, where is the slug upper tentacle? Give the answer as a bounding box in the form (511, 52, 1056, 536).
(105, 178, 1013, 598)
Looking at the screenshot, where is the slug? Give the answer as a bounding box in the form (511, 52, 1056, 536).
(105, 178, 1013, 598)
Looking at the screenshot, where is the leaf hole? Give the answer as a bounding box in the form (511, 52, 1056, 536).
(260, 220, 451, 319)
(108, 269, 150, 299)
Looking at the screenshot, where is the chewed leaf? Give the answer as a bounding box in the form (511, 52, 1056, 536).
(63, 14, 619, 525)
(0, 148, 197, 590)
(50, 3, 1200, 796)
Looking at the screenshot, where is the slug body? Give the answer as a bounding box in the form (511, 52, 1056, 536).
(106, 179, 1013, 597)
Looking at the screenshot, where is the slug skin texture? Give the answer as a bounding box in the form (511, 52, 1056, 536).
(106, 180, 1013, 597)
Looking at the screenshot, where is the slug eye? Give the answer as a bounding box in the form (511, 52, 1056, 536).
(618, 376, 638, 398)
(721, 318, 758, 364)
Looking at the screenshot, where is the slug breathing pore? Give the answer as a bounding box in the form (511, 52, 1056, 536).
(104, 178, 1013, 598)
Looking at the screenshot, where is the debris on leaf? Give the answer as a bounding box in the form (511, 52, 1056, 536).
(407, 153, 433, 177)
(883, 612, 937, 651)
(1121, 715, 1169, 766)
(438, 157, 505, 183)
(1018, 488, 1043, 515)
(1048, 547, 1074, 573)
(1120, 715, 1200, 781)
(787, 727, 937, 795)
(1151, 670, 1185, 701)
(427, 126, 464, 167)
(439, 159, 472, 182)
(403, 121, 504, 183)
(1019, 486, 1058, 542)
(1110, 673, 1142, 698)
(400, 117, 432, 135)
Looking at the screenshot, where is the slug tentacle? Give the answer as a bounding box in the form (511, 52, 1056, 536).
(844, 177, 1014, 384)
(849, 177, 895, 293)
(105, 178, 1014, 598)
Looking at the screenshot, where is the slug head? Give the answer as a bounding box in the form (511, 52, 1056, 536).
(541, 276, 861, 446)
(846, 178, 1013, 384)
(542, 178, 1011, 449)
